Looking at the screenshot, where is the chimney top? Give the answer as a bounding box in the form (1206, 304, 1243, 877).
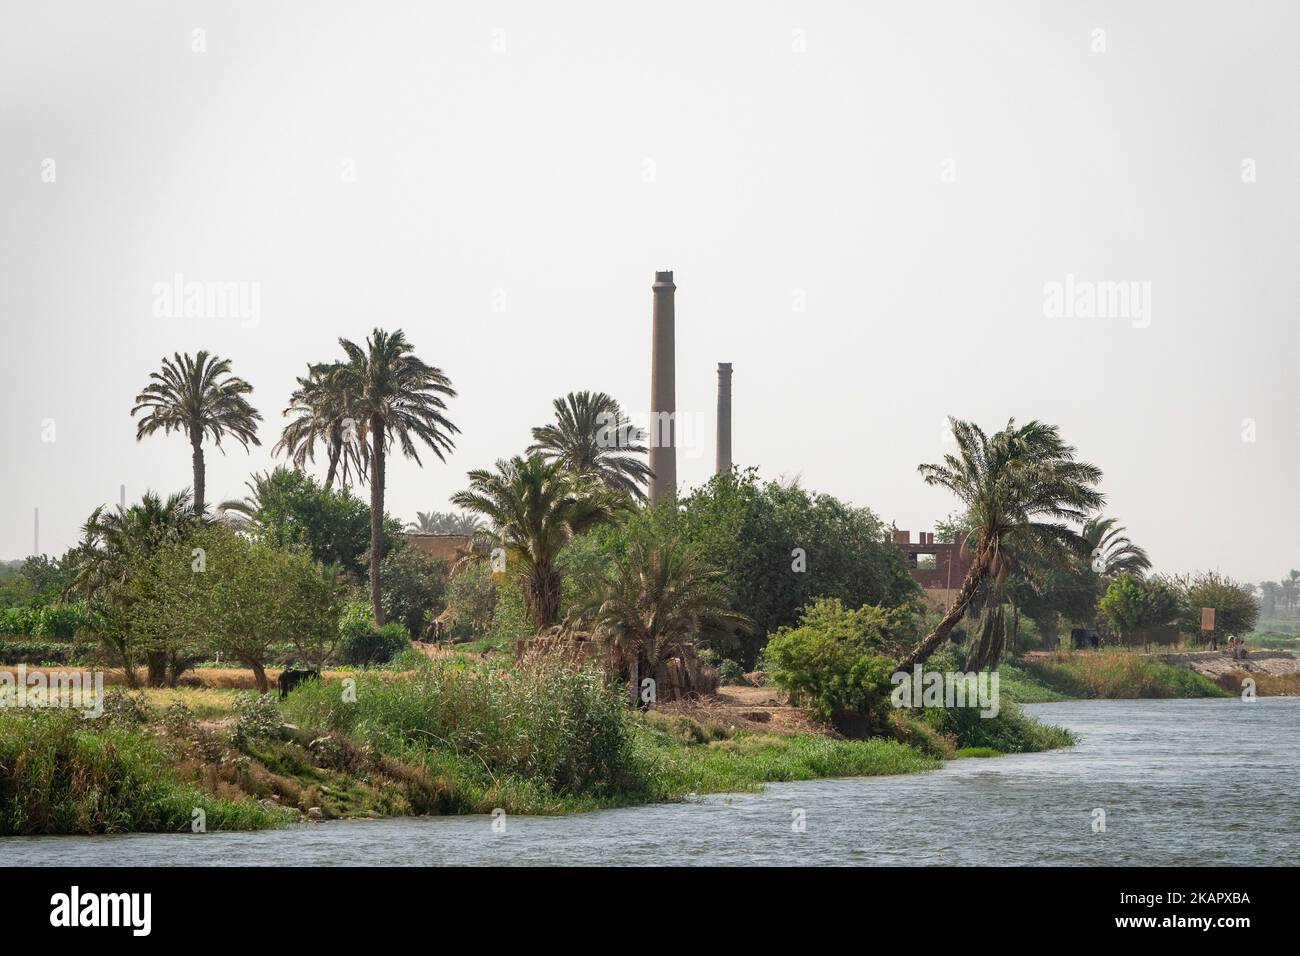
(653, 270, 675, 288)
(718, 362, 733, 372)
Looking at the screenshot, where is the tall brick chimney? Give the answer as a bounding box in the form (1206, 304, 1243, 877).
(715, 362, 732, 475)
(649, 270, 676, 504)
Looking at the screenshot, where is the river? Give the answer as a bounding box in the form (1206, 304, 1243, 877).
(6, 697, 1297, 865)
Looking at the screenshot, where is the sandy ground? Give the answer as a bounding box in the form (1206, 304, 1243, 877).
(654, 683, 826, 735)
(1147, 650, 1300, 679)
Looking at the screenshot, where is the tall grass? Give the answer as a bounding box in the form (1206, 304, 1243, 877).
(0, 710, 287, 835)
(281, 655, 648, 810)
(1019, 650, 1228, 699)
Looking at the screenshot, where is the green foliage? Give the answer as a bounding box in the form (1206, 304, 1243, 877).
(221, 467, 401, 578)
(0, 554, 79, 608)
(1018, 651, 1229, 699)
(765, 597, 912, 723)
(134, 524, 341, 684)
(1097, 574, 1180, 642)
(282, 655, 645, 804)
(1169, 571, 1259, 640)
(571, 469, 920, 666)
(338, 601, 410, 664)
(379, 546, 448, 638)
(921, 698, 1076, 753)
(0, 710, 285, 835)
(231, 693, 289, 748)
(444, 562, 497, 640)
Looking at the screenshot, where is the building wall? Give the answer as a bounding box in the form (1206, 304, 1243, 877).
(892, 529, 971, 608)
(402, 533, 473, 564)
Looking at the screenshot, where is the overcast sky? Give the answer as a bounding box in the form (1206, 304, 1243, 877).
(2, 0, 1297, 583)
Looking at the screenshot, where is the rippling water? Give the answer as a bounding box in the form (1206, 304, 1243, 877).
(7, 697, 1298, 866)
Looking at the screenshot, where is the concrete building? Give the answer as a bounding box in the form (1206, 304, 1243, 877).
(649, 270, 676, 504)
(892, 529, 973, 611)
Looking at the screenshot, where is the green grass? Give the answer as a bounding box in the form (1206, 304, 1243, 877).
(955, 747, 1002, 758)
(0, 709, 288, 835)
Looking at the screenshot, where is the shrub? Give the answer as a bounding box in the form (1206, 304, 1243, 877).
(338, 604, 410, 666)
(231, 694, 288, 748)
(718, 659, 749, 685)
(921, 698, 1075, 754)
(764, 597, 903, 726)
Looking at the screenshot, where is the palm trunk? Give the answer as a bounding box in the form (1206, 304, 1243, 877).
(526, 564, 561, 632)
(324, 437, 341, 490)
(190, 429, 205, 516)
(899, 555, 987, 670)
(369, 416, 386, 625)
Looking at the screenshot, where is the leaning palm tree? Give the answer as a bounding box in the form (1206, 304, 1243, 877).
(131, 352, 262, 516)
(567, 535, 746, 705)
(336, 329, 458, 624)
(275, 362, 368, 490)
(528, 391, 653, 501)
(1081, 516, 1151, 577)
(899, 418, 1104, 670)
(451, 454, 624, 630)
(406, 510, 482, 534)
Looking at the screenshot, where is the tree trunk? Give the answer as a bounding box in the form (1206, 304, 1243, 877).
(369, 416, 386, 625)
(146, 651, 167, 687)
(526, 565, 561, 631)
(899, 555, 988, 669)
(324, 435, 340, 490)
(248, 658, 269, 695)
(190, 429, 205, 517)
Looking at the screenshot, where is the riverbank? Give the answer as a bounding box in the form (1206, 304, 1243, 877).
(0, 654, 1080, 835)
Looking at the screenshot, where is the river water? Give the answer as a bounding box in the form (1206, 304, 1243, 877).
(6, 697, 1297, 866)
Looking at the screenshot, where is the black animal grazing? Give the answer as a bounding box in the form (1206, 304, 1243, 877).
(278, 668, 321, 699)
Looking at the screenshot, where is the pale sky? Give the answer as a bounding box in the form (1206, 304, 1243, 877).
(2, 0, 1297, 583)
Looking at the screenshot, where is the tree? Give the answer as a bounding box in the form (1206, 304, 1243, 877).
(444, 562, 498, 640)
(379, 546, 449, 638)
(1097, 574, 1180, 646)
(567, 530, 744, 705)
(143, 525, 339, 692)
(275, 362, 368, 490)
(336, 329, 459, 624)
(452, 454, 623, 631)
(1172, 571, 1259, 649)
(899, 418, 1104, 670)
(217, 467, 400, 579)
(70, 491, 198, 686)
(131, 351, 262, 516)
(1081, 517, 1151, 577)
(528, 391, 652, 501)
(406, 510, 482, 534)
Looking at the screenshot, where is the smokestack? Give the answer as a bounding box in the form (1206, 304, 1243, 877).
(33, 507, 39, 557)
(716, 362, 732, 475)
(649, 270, 676, 504)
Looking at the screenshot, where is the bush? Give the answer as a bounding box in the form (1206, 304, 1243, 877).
(717, 659, 750, 685)
(379, 547, 449, 639)
(764, 597, 904, 726)
(338, 603, 410, 666)
(231, 694, 288, 748)
(921, 698, 1075, 754)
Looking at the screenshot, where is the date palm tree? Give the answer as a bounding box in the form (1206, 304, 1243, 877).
(406, 510, 482, 534)
(275, 362, 368, 490)
(131, 352, 262, 516)
(451, 454, 624, 630)
(336, 329, 458, 624)
(1081, 516, 1151, 578)
(568, 534, 746, 705)
(528, 391, 652, 501)
(899, 417, 1104, 670)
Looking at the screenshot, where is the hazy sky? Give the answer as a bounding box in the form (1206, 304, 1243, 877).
(2, 0, 1297, 582)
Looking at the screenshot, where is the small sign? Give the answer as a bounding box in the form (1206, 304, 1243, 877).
(1201, 607, 1215, 631)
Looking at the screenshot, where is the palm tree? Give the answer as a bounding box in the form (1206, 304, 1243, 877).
(336, 329, 458, 624)
(451, 454, 624, 630)
(1260, 580, 1282, 617)
(899, 418, 1104, 670)
(568, 535, 746, 705)
(131, 352, 262, 516)
(1081, 516, 1151, 577)
(528, 391, 653, 501)
(71, 490, 197, 687)
(406, 510, 482, 534)
(275, 362, 368, 490)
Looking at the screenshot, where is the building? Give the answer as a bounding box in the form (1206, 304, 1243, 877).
(892, 529, 972, 611)
(401, 532, 481, 564)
